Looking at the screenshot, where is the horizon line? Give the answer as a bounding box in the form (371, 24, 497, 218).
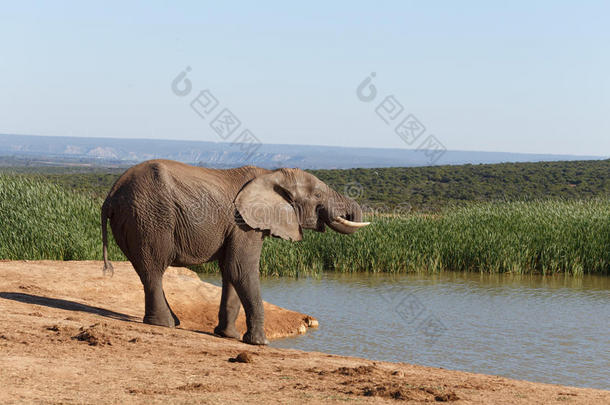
(1, 132, 607, 159)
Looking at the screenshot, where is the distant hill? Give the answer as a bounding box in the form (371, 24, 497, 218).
(311, 160, 610, 211)
(0, 133, 606, 170)
(6, 158, 608, 213)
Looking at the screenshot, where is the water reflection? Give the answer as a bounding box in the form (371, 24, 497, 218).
(199, 272, 610, 390)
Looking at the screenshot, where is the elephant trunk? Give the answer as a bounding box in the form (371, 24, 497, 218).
(325, 191, 369, 235)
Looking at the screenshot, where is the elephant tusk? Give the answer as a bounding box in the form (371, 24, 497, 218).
(333, 216, 370, 228)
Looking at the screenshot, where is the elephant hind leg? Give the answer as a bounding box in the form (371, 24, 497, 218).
(136, 265, 177, 328)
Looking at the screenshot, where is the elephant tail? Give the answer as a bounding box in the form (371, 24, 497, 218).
(101, 199, 114, 277)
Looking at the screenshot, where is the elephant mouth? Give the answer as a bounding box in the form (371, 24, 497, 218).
(315, 216, 327, 232)
(316, 202, 370, 235)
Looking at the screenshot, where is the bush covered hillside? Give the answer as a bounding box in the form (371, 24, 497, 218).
(3, 159, 608, 211)
(311, 159, 610, 211)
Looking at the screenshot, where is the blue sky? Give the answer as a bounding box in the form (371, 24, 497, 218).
(1, 1, 608, 155)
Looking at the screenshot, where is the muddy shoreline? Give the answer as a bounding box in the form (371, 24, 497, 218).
(1, 261, 608, 404)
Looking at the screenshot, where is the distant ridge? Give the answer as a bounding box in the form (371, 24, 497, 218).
(0, 133, 606, 170)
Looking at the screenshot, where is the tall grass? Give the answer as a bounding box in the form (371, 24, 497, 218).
(0, 174, 124, 261)
(1, 174, 608, 276)
(229, 199, 610, 276)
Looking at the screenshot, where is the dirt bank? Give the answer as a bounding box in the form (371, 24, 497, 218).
(1, 261, 608, 404)
(0, 261, 317, 340)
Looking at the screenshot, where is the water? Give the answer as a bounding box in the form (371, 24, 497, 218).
(199, 272, 610, 390)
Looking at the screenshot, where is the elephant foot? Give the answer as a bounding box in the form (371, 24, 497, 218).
(242, 330, 269, 346)
(213, 325, 241, 340)
(143, 313, 177, 328)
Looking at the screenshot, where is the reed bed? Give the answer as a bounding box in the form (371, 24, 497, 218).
(253, 199, 610, 276)
(0, 174, 124, 261)
(1, 174, 608, 276)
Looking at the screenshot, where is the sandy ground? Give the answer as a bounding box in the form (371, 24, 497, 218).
(1, 261, 608, 404)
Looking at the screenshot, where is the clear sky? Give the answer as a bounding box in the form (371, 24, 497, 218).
(1, 1, 608, 156)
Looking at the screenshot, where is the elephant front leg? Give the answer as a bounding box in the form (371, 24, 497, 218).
(232, 271, 268, 345)
(221, 233, 268, 345)
(214, 280, 241, 339)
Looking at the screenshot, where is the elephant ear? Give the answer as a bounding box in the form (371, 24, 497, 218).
(234, 171, 302, 241)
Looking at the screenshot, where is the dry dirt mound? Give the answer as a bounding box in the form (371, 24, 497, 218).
(0, 260, 316, 339)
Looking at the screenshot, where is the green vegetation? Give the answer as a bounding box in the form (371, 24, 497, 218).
(268, 199, 610, 276)
(0, 174, 124, 261)
(311, 159, 610, 211)
(1, 170, 608, 276)
(3, 159, 608, 210)
(194, 198, 610, 276)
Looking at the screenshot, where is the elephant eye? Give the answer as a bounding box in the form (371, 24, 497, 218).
(314, 191, 322, 199)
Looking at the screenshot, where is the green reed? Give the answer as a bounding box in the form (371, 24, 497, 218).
(255, 199, 610, 276)
(0, 174, 125, 261)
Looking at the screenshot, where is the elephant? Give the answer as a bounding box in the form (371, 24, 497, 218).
(101, 159, 369, 345)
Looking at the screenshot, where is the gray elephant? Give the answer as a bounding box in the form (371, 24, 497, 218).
(101, 159, 369, 345)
